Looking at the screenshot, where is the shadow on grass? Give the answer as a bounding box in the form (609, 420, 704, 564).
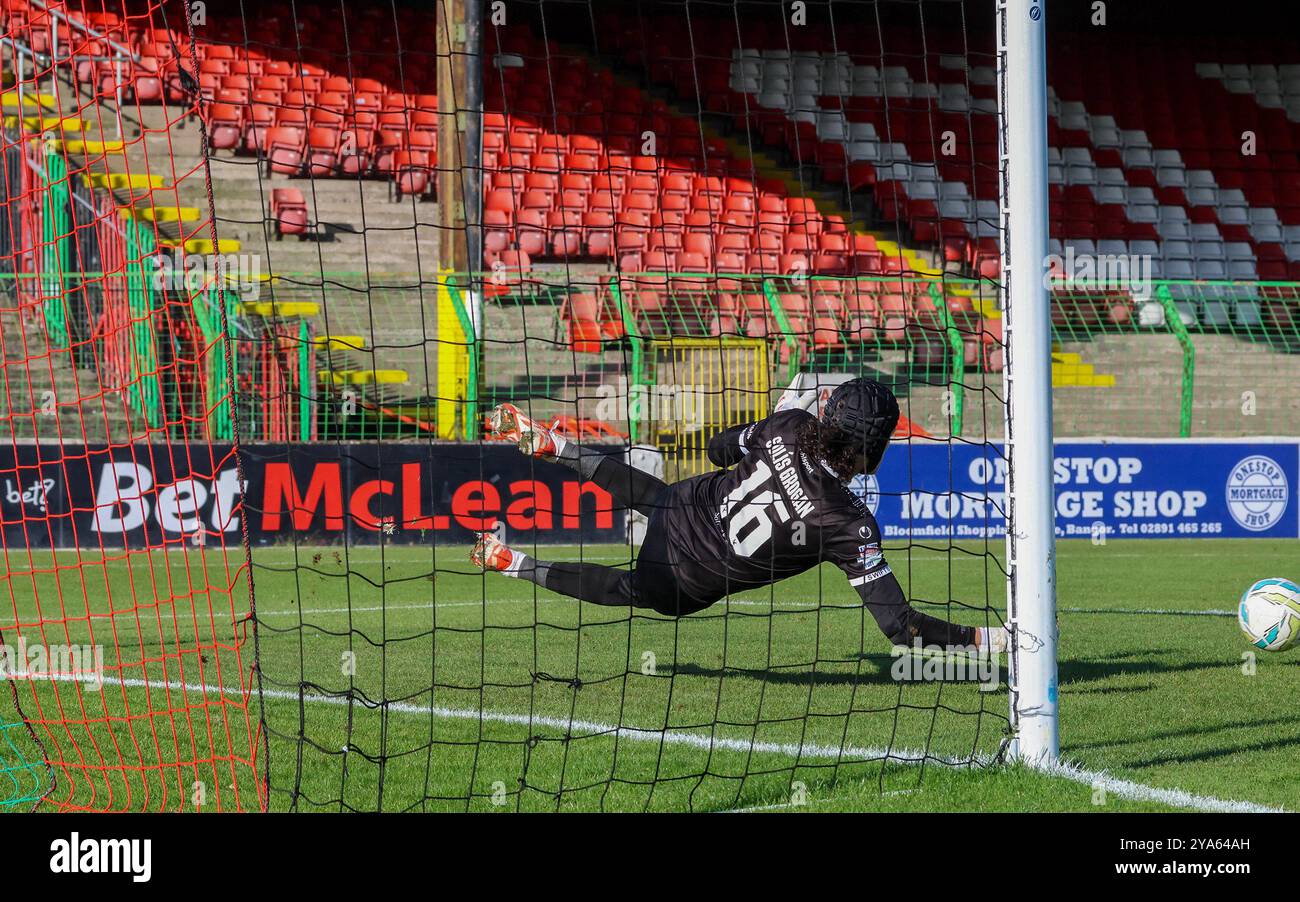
(1065, 713, 1300, 756)
(1057, 649, 1234, 686)
(1122, 729, 1300, 769)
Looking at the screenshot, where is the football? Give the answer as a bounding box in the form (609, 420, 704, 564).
(1238, 578, 1300, 652)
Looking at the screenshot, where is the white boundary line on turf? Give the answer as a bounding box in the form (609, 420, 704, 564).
(1, 600, 1240, 630)
(260, 602, 1239, 618)
(0, 595, 805, 630)
(721, 787, 915, 813)
(1041, 760, 1287, 814)
(1061, 607, 1235, 618)
(43, 672, 1286, 814)
(13, 546, 1272, 569)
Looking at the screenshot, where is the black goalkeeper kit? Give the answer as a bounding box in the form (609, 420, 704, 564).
(527, 379, 976, 648)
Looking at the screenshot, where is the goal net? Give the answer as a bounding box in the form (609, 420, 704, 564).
(1, 0, 263, 810)
(1, 0, 1024, 812)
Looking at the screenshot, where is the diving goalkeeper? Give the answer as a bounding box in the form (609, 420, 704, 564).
(471, 378, 1008, 653)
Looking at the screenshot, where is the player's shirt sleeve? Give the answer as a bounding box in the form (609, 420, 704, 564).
(825, 490, 976, 650)
(707, 421, 757, 467)
(827, 511, 896, 597)
(708, 409, 816, 468)
(825, 504, 914, 643)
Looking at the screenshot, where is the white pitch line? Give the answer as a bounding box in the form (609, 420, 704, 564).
(722, 800, 806, 813)
(1, 599, 1239, 631)
(1041, 760, 1286, 814)
(265, 596, 820, 617)
(1061, 606, 1235, 618)
(268, 601, 1239, 619)
(0, 594, 813, 631)
(11, 545, 1265, 575)
(35, 672, 1286, 814)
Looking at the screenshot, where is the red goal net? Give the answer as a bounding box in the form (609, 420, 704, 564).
(1, 0, 263, 811)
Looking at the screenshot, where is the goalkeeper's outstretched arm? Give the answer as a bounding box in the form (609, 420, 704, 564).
(834, 534, 1008, 652)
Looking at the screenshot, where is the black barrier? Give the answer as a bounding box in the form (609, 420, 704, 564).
(0, 443, 626, 548)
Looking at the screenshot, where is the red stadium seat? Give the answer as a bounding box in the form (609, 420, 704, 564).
(563, 293, 603, 352)
(583, 212, 615, 257)
(514, 209, 548, 258)
(337, 128, 375, 175)
(271, 188, 309, 238)
(306, 127, 340, 176)
(207, 103, 243, 151)
(485, 210, 514, 256)
(647, 230, 683, 252)
(547, 210, 585, 257)
(264, 126, 306, 175)
(392, 150, 432, 198)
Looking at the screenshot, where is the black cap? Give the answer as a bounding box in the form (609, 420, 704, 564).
(820, 378, 900, 473)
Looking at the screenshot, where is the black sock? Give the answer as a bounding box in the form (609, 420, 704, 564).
(502, 555, 635, 606)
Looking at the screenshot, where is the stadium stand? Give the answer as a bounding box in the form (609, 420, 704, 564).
(596, 14, 1300, 301)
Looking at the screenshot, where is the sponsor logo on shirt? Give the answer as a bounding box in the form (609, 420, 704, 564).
(853, 567, 893, 586)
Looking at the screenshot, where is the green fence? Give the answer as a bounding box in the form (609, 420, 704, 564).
(38, 150, 71, 351)
(21, 256, 1300, 443)
(121, 216, 165, 430)
(1048, 278, 1300, 438)
(191, 281, 239, 440)
(478, 272, 1300, 442)
(18, 149, 345, 442)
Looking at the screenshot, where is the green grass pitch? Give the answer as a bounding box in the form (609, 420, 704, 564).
(1, 539, 1296, 812)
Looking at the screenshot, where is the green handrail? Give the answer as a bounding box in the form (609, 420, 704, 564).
(759, 277, 802, 383)
(607, 276, 646, 443)
(1154, 284, 1195, 438)
(299, 319, 312, 440)
(192, 283, 234, 439)
(445, 275, 480, 440)
(927, 281, 965, 437)
(39, 150, 70, 349)
(123, 219, 163, 429)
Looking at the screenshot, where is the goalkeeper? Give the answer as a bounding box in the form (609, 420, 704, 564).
(472, 378, 1007, 653)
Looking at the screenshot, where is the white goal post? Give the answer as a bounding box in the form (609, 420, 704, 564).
(997, 0, 1061, 763)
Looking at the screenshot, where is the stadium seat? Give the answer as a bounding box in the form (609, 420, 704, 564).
(563, 293, 604, 352)
(264, 126, 306, 175)
(271, 188, 310, 238)
(208, 103, 244, 151)
(392, 150, 432, 198)
(306, 127, 341, 176)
